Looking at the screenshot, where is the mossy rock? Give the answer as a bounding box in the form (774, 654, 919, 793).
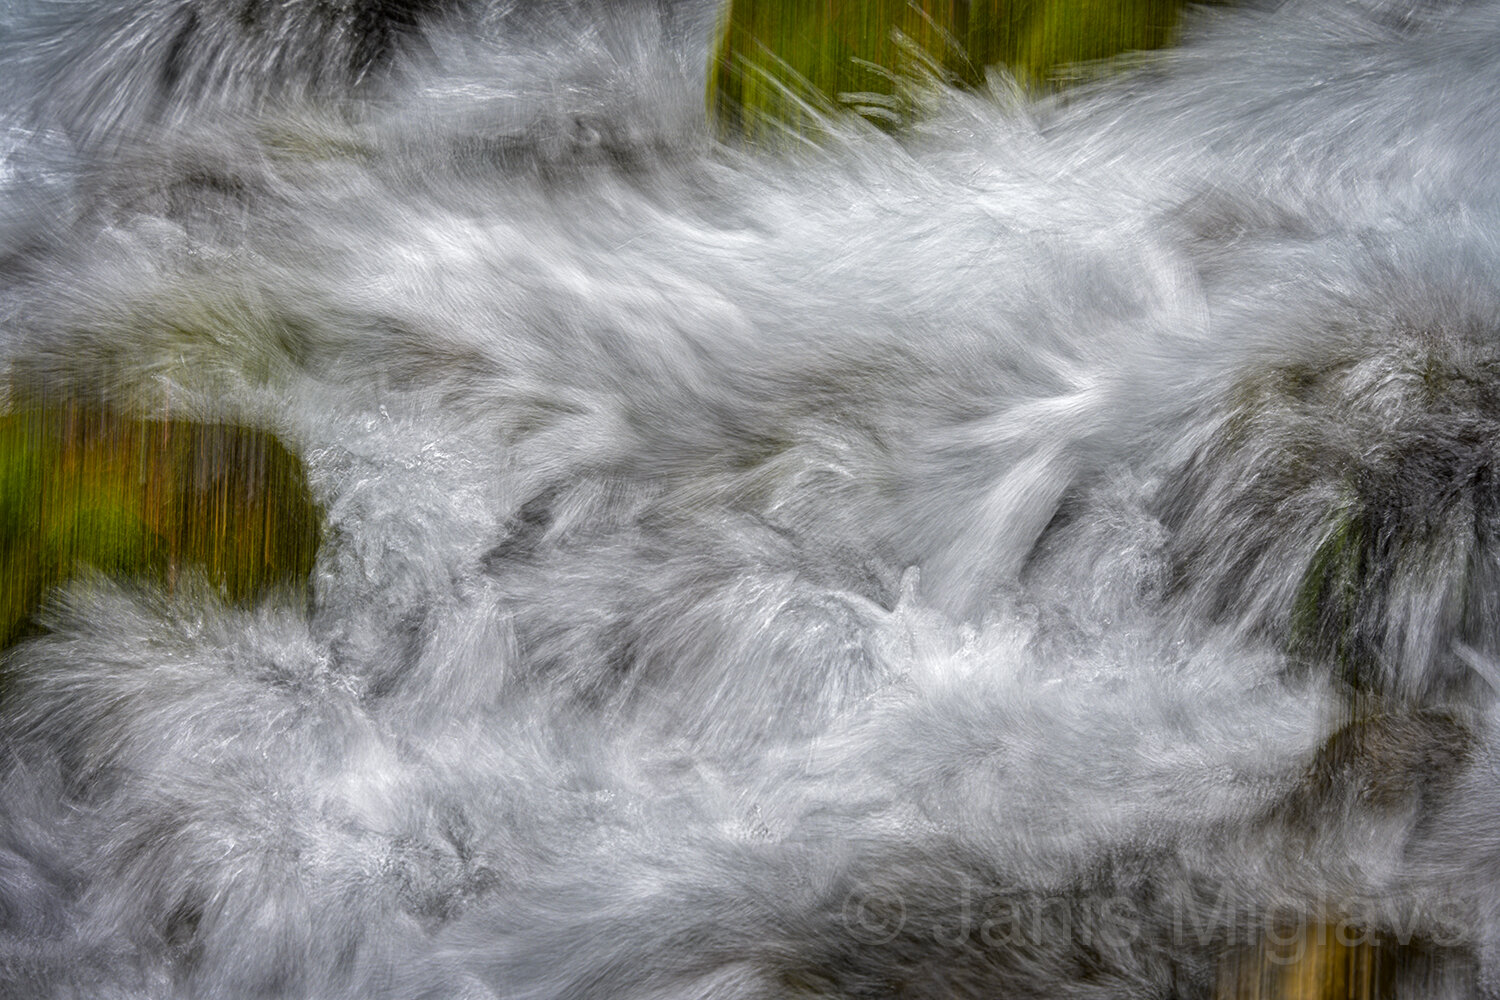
(1161, 340, 1500, 701)
(1288, 499, 1371, 690)
(0, 401, 320, 653)
(707, 0, 1190, 141)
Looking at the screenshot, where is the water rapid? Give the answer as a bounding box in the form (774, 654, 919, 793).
(1, 0, 1499, 996)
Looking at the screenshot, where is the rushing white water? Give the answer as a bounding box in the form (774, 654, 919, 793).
(1, 0, 1499, 996)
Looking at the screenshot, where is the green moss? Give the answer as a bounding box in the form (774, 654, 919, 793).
(707, 0, 1192, 141)
(0, 403, 320, 656)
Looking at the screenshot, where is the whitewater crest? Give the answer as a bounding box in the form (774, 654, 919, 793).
(2, 0, 1500, 996)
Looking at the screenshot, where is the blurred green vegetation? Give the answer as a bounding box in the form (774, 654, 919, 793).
(708, 0, 1190, 140)
(0, 399, 320, 654)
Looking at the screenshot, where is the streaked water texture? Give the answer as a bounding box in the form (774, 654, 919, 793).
(1, 0, 1498, 996)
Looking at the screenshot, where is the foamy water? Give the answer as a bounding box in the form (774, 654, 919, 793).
(1, 0, 1499, 996)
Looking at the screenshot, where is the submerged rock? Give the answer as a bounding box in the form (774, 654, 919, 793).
(1160, 333, 1500, 701)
